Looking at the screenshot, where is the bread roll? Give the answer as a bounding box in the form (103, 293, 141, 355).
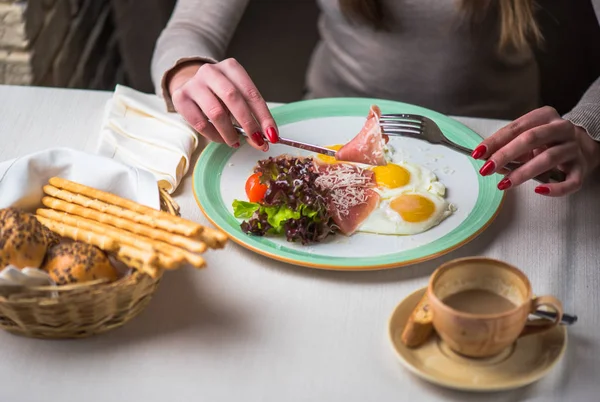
(0, 207, 49, 269)
(43, 242, 119, 285)
(41, 224, 61, 248)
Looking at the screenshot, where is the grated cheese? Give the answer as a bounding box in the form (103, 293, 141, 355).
(315, 164, 375, 216)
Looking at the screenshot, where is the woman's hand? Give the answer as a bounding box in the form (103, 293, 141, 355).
(471, 106, 600, 196)
(168, 58, 278, 151)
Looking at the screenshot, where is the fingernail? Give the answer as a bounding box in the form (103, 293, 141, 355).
(232, 142, 240, 149)
(266, 127, 279, 143)
(497, 177, 512, 191)
(535, 185, 550, 195)
(251, 132, 265, 146)
(479, 160, 496, 176)
(471, 145, 487, 159)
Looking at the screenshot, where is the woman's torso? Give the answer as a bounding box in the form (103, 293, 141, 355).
(306, 0, 540, 119)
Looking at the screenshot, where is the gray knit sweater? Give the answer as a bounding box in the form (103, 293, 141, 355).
(151, 0, 600, 140)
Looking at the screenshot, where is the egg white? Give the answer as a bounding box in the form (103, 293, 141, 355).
(357, 190, 456, 235)
(371, 161, 446, 200)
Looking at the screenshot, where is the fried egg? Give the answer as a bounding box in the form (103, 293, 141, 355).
(317, 145, 344, 164)
(357, 190, 456, 235)
(369, 161, 446, 199)
(359, 162, 455, 235)
(314, 143, 455, 236)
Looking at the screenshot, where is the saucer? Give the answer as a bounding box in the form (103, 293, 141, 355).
(387, 287, 567, 392)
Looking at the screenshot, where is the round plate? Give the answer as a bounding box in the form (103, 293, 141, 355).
(193, 97, 504, 270)
(388, 287, 567, 392)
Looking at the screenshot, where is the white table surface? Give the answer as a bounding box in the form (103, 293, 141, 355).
(0, 85, 598, 402)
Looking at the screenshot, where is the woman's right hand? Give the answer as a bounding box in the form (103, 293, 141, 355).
(168, 58, 279, 151)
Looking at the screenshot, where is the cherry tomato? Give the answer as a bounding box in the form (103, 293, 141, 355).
(245, 172, 268, 202)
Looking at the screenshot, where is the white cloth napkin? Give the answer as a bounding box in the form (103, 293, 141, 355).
(0, 266, 56, 298)
(0, 147, 160, 211)
(97, 84, 199, 194)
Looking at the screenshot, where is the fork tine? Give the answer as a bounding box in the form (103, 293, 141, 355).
(379, 121, 423, 130)
(380, 113, 424, 121)
(383, 129, 424, 138)
(380, 118, 422, 123)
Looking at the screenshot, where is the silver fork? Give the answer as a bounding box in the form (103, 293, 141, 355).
(380, 114, 567, 184)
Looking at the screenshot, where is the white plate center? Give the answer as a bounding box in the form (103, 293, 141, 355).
(220, 116, 478, 257)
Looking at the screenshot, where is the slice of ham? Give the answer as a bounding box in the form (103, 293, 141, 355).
(335, 105, 389, 166)
(331, 188, 379, 235)
(314, 162, 380, 235)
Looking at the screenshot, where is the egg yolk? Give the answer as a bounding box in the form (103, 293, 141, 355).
(372, 164, 410, 189)
(390, 194, 435, 223)
(317, 144, 344, 164)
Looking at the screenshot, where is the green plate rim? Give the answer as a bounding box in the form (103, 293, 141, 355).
(192, 97, 504, 270)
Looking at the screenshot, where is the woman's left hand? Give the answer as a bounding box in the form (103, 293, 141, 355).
(471, 106, 600, 196)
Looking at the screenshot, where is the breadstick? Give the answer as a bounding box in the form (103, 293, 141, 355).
(42, 196, 208, 253)
(193, 226, 228, 249)
(46, 180, 228, 249)
(37, 209, 182, 269)
(36, 209, 205, 268)
(48, 178, 202, 236)
(401, 292, 434, 348)
(36, 216, 117, 252)
(117, 244, 157, 267)
(37, 215, 160, 274)
(116, 250, 161, 279)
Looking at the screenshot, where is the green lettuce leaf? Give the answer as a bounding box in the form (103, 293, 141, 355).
(233, 199, 303, 234)
(232, 200, 260, 219)
(301, 205, 319, 219)
(264, 205, 300, 233)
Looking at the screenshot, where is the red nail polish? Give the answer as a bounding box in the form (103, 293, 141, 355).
(266, 127, 279, 143)
(497, 177, 512, 190)
(251, 132, 265, 146)
(479, 160, 496, 176)
(232, 142, 240, 149)
(535, 185, 550, 195)
(471, 145, 487, 159)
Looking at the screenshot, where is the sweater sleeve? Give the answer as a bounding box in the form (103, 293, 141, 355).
(563, 0, 600, 141)
(564, 75, 600, 141)
(150, 0, 250, 110)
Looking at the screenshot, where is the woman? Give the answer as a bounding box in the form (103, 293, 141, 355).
(151, 0, 600, 197)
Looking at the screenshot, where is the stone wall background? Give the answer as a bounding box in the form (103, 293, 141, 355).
(0, 0, 122, 89)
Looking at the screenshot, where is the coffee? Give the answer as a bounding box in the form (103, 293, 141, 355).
(442, 289, 516, 315)
(428, 257, 564, 358)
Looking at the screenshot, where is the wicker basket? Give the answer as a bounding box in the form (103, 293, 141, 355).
(0, 187, 179, 339)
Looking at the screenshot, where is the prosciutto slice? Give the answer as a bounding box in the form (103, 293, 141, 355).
(331, 188, 379, 235)
(314, 162, 380, 235)
(335, 105, 389, 166)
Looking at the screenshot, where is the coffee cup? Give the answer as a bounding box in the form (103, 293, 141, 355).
(426, 257, 563, 358)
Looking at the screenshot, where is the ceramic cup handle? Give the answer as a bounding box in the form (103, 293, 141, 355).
(519, 295, 564, 338)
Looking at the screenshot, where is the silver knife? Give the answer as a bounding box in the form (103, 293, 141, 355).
(231, 124, 336, 156)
